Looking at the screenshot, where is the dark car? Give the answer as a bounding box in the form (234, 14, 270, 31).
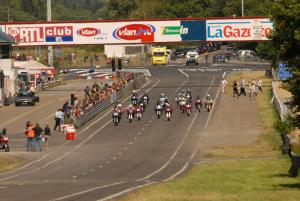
(213, 54, 227, 63)
(174, 48, 186, 58)
(15, 91, 39, 106)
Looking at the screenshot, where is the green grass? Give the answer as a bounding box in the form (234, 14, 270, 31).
(120, 71, 300, 201)
(0, 157, 22, 173)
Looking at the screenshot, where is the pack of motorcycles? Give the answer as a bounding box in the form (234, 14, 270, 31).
(112, 91, 213, 126)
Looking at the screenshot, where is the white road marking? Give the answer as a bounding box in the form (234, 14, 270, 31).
(90, 169, 95, 172)
(50, 181, 126, 201)
(98, 165, 103, 168)
(112, 157, 116, 160)
(148, 120, 152, 123)
(123, 147, 128, 151)
(137, 111, 199, 181)
(72, 176, 77, 179)
(133, 137, 137, 140)
(0, 99, 57, 128)
(106, 161, 110, 164)
(96, 181, 157, 201)
(0, 186, 7, 189)
(82, 172, 87, 175)
(164, 162, 189, 182)
(145, 124, 149, 127)
(141, 128, 145, 131)
(128, 142, 133, 145)
(118, 152, 122, 155)
(138, 132, 142, 135)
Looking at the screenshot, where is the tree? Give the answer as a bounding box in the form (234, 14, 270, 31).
(270, 0, 300, 126)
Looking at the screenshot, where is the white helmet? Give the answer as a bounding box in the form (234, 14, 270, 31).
(161, 93, 165, 97)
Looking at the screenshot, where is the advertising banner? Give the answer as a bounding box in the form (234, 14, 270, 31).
(0, 18, 273, 46)
(206, 18, 273, 41)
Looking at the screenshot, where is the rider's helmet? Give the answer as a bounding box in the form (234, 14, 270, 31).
(197, 95, 200, 99)
(129, 104, 133, 108)
(161, 93, 165, 97)
(132, 90, 137, 95)
(207, 94, 210, 98)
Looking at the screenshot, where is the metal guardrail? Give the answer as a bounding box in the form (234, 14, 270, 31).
(272, 82, 289, 121)
(73, 75, 146, 128)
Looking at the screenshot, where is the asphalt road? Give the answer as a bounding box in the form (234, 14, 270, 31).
(0, 63, 267, 201)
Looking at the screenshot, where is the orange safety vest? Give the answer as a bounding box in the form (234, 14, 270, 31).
(27, 127, 35, 138)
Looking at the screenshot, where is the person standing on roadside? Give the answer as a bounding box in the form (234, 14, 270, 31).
(44, 124, 51, 150)
(221, 78, 228, 94)
(25, 121, 35, 151)
(240, 77, 246, 96)
(54, 109, 64, 131)
(33, 123, 43, 152)
(258, 79, 263, 93)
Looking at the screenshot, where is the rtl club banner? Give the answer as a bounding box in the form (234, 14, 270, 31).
(0, 17, 273, 46)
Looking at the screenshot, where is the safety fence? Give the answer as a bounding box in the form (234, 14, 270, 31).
(73, 75, 146, 128)
(272, 82, 289, 121)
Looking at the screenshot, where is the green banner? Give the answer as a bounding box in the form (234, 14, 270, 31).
(162, 26, 181, 35)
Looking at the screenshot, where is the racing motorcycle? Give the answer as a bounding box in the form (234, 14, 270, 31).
(128, 109, 134, 122)
(131, 96, 138, 105)
(0, 135, 9, 152)
(185, 103, 192, 117)
(195, 99, 202, 112)
(136, 108, 142, 121)
(205, 100, 213, 112)
(155, 105, 162, 119)
(112, 112, 120, 126)
(165, 108, 172, 121)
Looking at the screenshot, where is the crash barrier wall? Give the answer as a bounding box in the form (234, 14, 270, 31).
(272, 82, 289, 121)
(73, 75, 146, 128)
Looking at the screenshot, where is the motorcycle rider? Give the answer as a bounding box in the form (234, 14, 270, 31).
(142, 93, 150, 104)
(127, 104, 135, 117)
(135, 104, 143, 120)
(154, 101, 163, 116)
(131, 94, 138, 105)
(204, 94, 213, 111)
(195, 95, 203, 109)
(185, 100, 192, 112)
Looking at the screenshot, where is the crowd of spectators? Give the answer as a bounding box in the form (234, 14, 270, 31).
(65, 73, 135, 121)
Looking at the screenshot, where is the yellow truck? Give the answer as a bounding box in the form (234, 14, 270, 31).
(152, 47, 167, 65)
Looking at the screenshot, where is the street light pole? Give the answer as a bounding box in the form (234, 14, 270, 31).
(47, 0, 53, 66)
(242, 0, 244, 17)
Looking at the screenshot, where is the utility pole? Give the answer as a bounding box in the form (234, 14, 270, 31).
(7, 6, 9, 22)
(241, 0, 244, 17)
(47, 0, 53, 66)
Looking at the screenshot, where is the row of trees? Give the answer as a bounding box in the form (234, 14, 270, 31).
(0, 0, 273, 22)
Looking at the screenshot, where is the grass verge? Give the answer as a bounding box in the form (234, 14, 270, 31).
(0, 156, 23, 173)
(120, 71, 299, 201)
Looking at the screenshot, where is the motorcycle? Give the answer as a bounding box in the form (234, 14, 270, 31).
(143, 96, 149, 105)
(128, 110, 134, 122)
(179, 100, 186, 113)
(195, 99, 202, 112)
(155, 105, 162, 119)
(136, 108, 142, 121)
(205, 101, 213, 112)
(165, 108, 172, 121)
(131, 96, 138, 105)
(112, 112, 120, 126)
(0, 135, 9, 152)
(185, 104, 192, 116)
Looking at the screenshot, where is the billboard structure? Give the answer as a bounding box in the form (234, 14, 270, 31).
(0, 17, 273, 46)
(206, 18, 273, 41)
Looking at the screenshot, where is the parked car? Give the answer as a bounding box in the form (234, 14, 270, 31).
(212, 54, 227, 63)
(186, 51, 199, 65)
(238, 50, 256, 57)
(174, 48, 186, 58)
(15, 91, 39, 106)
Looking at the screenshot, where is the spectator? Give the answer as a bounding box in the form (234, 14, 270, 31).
(54, 109, 64, 131)
(44, 124, 51, 150)
(240, 78, 246, 96)
(33, 123, 43, 152)
(258, 79, 263, 93)
(221, 78, 227, 94)
(25, 122, 35, 151)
